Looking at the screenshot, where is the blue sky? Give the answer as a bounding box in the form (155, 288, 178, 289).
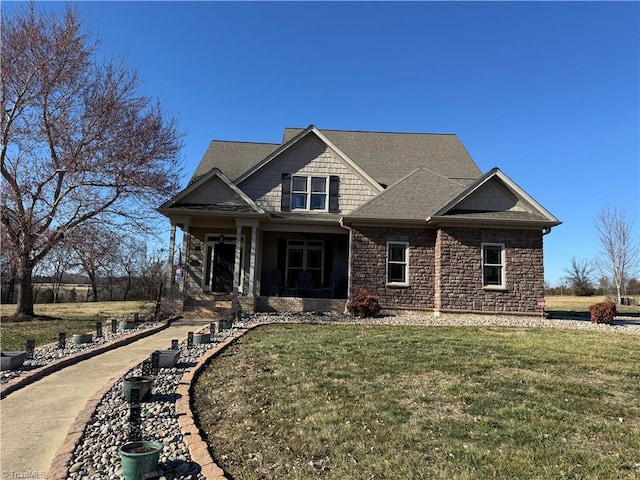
(10, 1, 640, 285)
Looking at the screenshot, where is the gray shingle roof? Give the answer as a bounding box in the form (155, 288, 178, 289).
(345, 167, 468, 221)
(283, 127, 481, 186)
(190, 140, 280, 183)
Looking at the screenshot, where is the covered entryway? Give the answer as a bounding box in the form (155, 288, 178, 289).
(212, 243, 234, 293)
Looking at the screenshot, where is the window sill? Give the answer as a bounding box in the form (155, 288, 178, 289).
(483, 285, 507, 291)
(386, 283, 409, 289)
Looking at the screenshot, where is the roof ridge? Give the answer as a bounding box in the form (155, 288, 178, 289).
(209, 139, 281, 146)
(284, 126, 458, 136)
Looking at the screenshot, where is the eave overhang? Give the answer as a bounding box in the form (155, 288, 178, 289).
(426, 215, 562, 230)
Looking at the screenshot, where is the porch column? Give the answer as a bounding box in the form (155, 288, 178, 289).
(180, 224, 189, 293)
(167, 224, 176, 295)
(248, 223, 258, 296)
(232, 223, 242, 298)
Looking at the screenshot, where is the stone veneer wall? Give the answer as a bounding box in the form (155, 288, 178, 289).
(436, 227, 544, 314)
(256, 297, 346, 314)
(350, 226, 436, 310)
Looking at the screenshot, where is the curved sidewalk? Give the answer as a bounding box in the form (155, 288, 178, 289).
(0, 317, 212, 479)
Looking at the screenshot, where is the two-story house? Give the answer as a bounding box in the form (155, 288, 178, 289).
(158, 125, 560, 316)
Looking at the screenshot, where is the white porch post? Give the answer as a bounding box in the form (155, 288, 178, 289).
(167, 224, 176, 295)
(232, 223, 243, 299)
(180, 224, 189, 293)
(248, 223, 258, 297)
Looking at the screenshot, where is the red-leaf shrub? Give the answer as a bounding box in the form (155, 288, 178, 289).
(347, 289, 381, 318)
(588, 301, 616, 324)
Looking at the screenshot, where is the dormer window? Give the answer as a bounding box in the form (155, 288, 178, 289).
(292, 175, 328, 211)
(281, 173, 340, 213)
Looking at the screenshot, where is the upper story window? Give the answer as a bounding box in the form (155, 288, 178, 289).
(292, 175, 328, 211)
(387, 241, 409, 286)
(482, 243, 505, 289)
(281, 173, 340, 213)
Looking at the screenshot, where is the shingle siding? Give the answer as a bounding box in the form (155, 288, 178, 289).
(239, 135, 378, 214)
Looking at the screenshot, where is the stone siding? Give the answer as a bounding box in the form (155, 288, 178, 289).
(239, 134, 378, 214)
(436, 227, 544, 314)
(350, 225, 544, 315)
(350, 226, 436, 309)
(256, 296, 346, 314)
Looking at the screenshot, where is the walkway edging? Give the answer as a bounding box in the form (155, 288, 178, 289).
(1, 317, 179, 399)
(176, 322, 273, 480)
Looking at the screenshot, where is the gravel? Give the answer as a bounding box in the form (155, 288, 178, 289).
(63, 311, 639, 479)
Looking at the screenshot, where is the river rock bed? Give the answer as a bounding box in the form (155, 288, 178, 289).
(1, 315, 163, 384)
(66, 325, 244, 480)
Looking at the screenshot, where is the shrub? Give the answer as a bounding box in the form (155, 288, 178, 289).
(347, 289, 381, 318)
(588, 301, 616, 324)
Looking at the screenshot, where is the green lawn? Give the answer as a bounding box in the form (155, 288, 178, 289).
(193, 324, 640, 480)
(0, 301, 154, 351)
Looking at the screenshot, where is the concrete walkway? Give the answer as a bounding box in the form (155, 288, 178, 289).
(0, 317, 212, 478)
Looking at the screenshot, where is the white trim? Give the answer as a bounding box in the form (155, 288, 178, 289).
(481, 242, 506, 290)
(386, 241, 409, 287)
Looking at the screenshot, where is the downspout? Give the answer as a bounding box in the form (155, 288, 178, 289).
(339, 217, 353, 314)
(542, 227, 552, 236)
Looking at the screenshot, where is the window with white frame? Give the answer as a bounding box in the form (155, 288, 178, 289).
(482, 243, 505, 288)
(386, 241, 409, 285)
(286, 240, 324, 287)
(291, 175, 328, 211)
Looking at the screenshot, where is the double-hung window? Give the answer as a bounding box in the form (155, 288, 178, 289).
(482, 243, 505, 288)
(386, 241, 409, 286)
(291, 175, 328, 211)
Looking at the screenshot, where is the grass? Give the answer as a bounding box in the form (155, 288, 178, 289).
(193, 324, 640, 480)
(0, 301, 154, 351)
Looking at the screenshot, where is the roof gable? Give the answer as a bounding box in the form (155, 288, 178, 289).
(235, 125, 384, 192)
(344, 167, 467, 223)
(429, 168, 561, 227)
(159, 168, 265, 214)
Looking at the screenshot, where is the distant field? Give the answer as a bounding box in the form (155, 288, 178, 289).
(0, 301, 154, 351)
(544, 295, 639, 316)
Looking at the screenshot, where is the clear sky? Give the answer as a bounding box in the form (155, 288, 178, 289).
(7, 1, 640, 286)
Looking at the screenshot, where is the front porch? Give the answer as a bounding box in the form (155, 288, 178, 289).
(172, 218, 350, 313)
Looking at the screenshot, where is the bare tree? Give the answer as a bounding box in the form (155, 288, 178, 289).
(593, 206, 640, 304)
(38, 241, 75, 303)
(1, 4, 183, 318)
(116, 235, 146, 301)
(563, 257, 595, 296)
(68, 224, 120, 302)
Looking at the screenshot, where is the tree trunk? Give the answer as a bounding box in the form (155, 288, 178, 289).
(14, 257, 35, 317)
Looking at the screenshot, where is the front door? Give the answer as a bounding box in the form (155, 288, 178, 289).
(213, 243, 235, 293)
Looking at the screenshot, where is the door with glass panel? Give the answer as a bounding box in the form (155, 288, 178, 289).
(286, 240, 324, 293)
